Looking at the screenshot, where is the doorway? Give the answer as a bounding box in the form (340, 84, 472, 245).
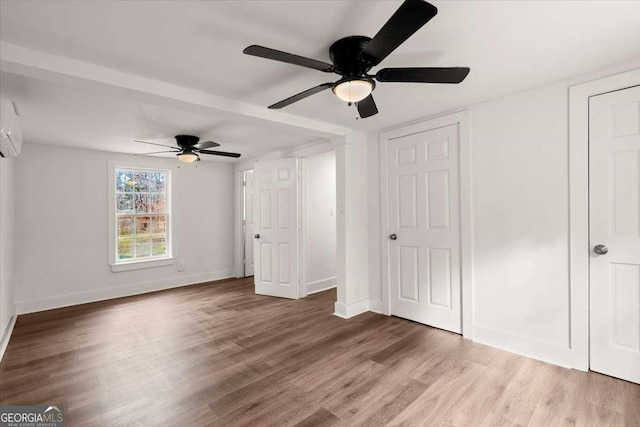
(248, 148, 338, 300)
(380, 111, 472, 337)
(242, 169, 255, 277)
(569, 69, 640, 378)
(301, 150, 337, 296)
(588, 84, 640, 384)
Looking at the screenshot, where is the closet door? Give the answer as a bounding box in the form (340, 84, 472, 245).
(589, 85, 640, 384)
(386, 124, 461, 333)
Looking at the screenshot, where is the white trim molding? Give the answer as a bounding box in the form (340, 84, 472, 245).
(110, 257, 176, 272)
(334, 298, 370, 319)
(0, 309, 16, 362)
(15, 268, 234, 315)
(306, 277, 337, 295)
(568, 67, 640, 371)
(473, 325, 572, 369)
(378, 110, 473, 339)
(234, 163, 255, 278)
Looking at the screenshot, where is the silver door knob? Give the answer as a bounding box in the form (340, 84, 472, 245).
(594, 244, 608, 255)
(389, 234, 397, 240)
(254, 233, 260, 239)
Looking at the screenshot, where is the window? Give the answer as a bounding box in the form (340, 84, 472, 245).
(109, 164, 174, 272)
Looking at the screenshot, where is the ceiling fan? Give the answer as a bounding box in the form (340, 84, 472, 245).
(134, 135, 241, 163)
(243, 0, 469, 119)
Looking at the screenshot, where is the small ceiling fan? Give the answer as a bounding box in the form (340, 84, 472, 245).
(134, 135, 241, 163)
(243, 0, 469, 119)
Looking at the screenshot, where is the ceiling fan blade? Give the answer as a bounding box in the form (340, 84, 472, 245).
(268, 83, 334, 109)
(194, 140, 220, 150)
(357, 94, 379, 119)
(243, 45, 334, 72)
(133, 139, 178, 149)
(360, 0, 438, 67)
(376, 67, 470, 83)
(197, 149, 242, 158)
(138, 150, 181, 155)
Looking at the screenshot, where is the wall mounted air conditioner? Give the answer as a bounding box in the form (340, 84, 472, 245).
(0, 99, 22, 158)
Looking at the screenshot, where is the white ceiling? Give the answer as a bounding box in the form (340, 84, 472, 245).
(2, 0, 640, 153)
(0, 72, 326, 161)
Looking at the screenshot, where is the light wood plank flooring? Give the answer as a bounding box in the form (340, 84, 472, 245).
(1, 277, 638, 426)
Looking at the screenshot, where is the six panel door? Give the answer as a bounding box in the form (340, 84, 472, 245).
(387, 124, 462, 333)
(589, 85, 640, 384)
(254, 158, 300, 299)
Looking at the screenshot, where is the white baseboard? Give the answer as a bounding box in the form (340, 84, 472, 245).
(368, 299, 382, 314)
(334, 298, 371, 319)
(473, 325, 573, 369)
(15, 269, 234, 315)
(306, 277, 337, 295)
(0, 307, 17, 362)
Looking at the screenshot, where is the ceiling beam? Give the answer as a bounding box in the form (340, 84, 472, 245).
(0, 41, 353, 138)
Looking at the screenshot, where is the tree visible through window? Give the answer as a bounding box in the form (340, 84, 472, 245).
(115, 169, 169, 262)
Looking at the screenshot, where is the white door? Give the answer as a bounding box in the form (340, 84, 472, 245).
(589, 85, 640, 384)
(386, 124, 461, 333)
(243, 170, 255, 277)
(254, 158, 300, 299)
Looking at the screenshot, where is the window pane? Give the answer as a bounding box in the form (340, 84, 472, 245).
(118, 238, 134, 260)
(135, 237, 151, 258)
(135, 194, 150, 213)
(151, 172, 167, 193)
(151, 215, 166, 234)
(114, 168, 169, 263)
(150, 194, 166, 213)
(151, 237, 166, 256)
(134, 172, 150, 192)
(135, 216, 150, 236)
(117, 194, 134, 213)
(118, 216, 134, 237)
(116, 170, 134, 192)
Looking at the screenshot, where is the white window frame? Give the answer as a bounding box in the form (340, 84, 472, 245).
(108, 160, 176, 272)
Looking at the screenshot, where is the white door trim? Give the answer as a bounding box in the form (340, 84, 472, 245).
(568, 68, 640, 371)
(233, 139, 344, 293)
(234, 163, 255, 278)
(379, 110, 473, 339)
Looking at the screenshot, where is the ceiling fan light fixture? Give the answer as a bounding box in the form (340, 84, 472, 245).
(177, 151, 199, 163)
(332, 78, 374, 103)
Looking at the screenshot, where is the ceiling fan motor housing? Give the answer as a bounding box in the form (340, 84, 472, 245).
(329, 36, 373, 78)
(175, 134, 200, 148)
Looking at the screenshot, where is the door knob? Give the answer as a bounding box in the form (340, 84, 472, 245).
(389, 233, 397, 240)
(593, 244, 608, 255)
(254, 233, 260, 239)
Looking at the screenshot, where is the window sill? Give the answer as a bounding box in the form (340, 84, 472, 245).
(110, 257, 176, 273)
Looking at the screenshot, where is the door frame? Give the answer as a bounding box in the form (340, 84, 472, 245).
(234, 163, 255, 278)
(379, 110, 473, 339)
(241, 169, 255, 277)
(234, 140, 341, 297)
(568, 68, 640, 371)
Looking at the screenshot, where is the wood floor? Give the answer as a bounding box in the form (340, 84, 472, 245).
(1, 278, 638, 426)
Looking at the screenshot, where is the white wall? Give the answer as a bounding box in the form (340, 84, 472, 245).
(302, 150, 336, 294)
(0, 156, 16, 341)
(470, 82, 572, 365)
(335, 132, 370, 317)
(13, 143, 235, 313)
(367, 65, 640, 368)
